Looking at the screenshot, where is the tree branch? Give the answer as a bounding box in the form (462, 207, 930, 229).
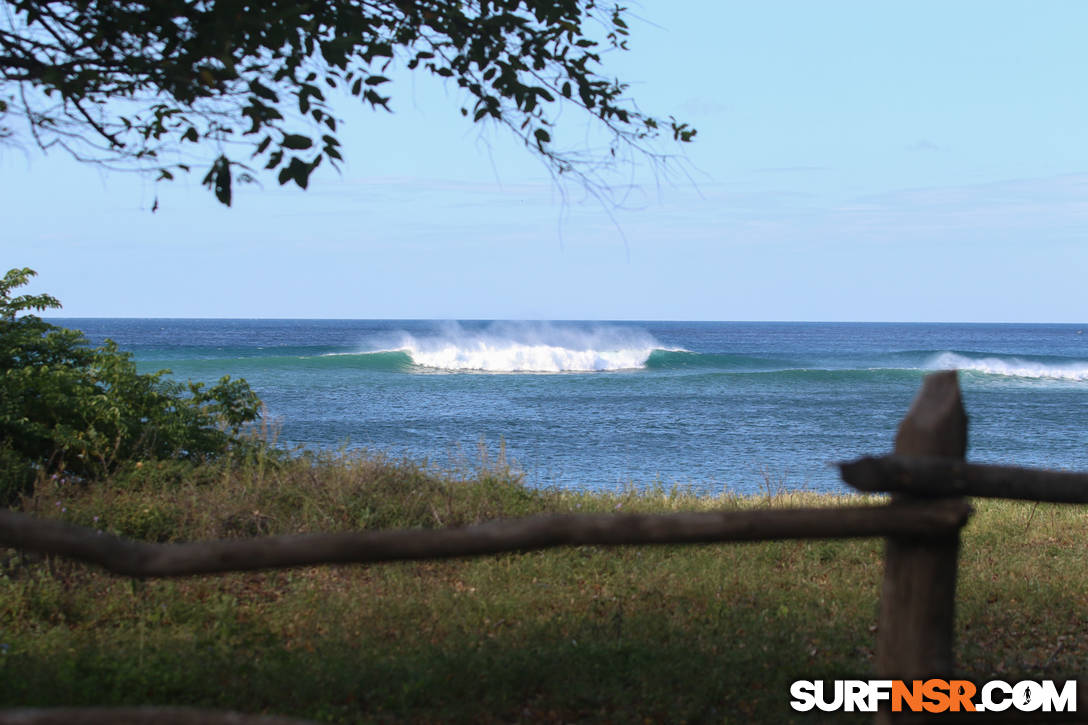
(70, 97, 124, 148)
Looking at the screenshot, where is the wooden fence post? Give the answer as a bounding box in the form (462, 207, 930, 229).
(875, 370, 967, 724)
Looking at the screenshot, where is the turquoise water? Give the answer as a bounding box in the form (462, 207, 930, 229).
(53, 319, 1088, 495)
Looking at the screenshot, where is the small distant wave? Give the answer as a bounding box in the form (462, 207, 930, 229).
(927, 352, 1088, 381)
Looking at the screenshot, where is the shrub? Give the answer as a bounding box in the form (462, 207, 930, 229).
(0, 267, 262, 501)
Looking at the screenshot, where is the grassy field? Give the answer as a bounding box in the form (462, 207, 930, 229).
(0, 450, 1085, 723)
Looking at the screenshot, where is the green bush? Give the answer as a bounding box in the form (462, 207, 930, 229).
(0, 267, 263, 501)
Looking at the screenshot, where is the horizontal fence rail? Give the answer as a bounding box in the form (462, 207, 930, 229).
(841, 454, 1088, 503)
(0, 500, 972, 578)
(0, 707, 318, 725)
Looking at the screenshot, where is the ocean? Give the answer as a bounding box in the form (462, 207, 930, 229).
(52, 319, 1088, 495)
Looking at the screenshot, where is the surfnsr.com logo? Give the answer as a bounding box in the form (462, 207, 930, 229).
(790, 679, 1077, 713)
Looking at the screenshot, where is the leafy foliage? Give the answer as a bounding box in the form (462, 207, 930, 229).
(0, 1, 696, 205)
(0, 268, 262, 501)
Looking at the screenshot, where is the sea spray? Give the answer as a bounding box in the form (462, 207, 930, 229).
(378, 321, 675, 372)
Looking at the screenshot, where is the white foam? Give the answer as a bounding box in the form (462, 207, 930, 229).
(928, 352, 1088, 381)
(382, 321, 664, 372)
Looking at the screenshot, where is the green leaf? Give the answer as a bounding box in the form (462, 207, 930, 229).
(201, 155, 233, 206)
(282, 134, 313, 150)
(248, 80, 279, 102)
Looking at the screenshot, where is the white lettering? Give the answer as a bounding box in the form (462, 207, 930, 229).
(867, 680, 893, 711)
(790, 681, 816, 712)
(1013, 681, 1043, 711)
(1042, 680, 1077, 713)
(815, 680, 844, 712)
(982, 681, 1012, 712)
(844, 680, 868, 712)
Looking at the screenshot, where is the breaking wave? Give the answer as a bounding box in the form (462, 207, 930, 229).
(927, 352, 1088, 381)
(373, 322, 676, 373)
(314, 332, 1088, 380)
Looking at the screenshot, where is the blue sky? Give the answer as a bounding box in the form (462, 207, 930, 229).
(5, 1, 1088, 321)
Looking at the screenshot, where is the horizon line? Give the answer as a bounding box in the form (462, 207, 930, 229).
(41, 316, 1088, 326)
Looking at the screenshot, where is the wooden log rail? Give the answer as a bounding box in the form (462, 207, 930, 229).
(0, 500, 971, 578)
(841, 454, 1088, 503)
(0, 707, 318, 725)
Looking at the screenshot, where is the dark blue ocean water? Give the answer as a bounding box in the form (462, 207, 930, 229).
(51, 319, 1088, 495)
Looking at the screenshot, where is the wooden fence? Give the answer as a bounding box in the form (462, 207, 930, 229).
(1, 370, 1086, 724)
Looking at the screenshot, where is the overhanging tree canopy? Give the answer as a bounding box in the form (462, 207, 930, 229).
(0, 0, 696, 205)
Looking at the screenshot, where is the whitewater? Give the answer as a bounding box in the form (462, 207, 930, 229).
(56, 319, 1088, 494)
(374, 322, 673, 372)
(926, 351, 1088, 381)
